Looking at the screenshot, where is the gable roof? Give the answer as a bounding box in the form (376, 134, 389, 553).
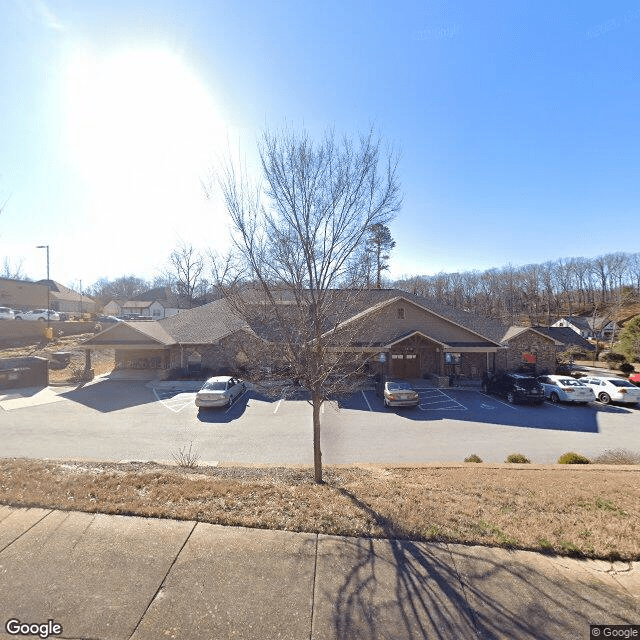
(83, 321, 176, 348)
(533, 326, 595, 351)
(499, 325, 562, 345)
(322, 294, 504, 348)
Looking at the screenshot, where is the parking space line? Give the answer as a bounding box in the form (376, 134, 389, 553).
(417, 388, 467, 411)
(478, 392, 519, 410)
(361, 390, 372, 412)
(152, 388, 197, 413)
(225, 390, 247, 414)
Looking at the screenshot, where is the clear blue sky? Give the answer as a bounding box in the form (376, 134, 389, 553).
(1, 0, 639, 290)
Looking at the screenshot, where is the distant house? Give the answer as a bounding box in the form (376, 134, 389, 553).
(103, 287, 180, 319)
(0, 277, 95, 315)
(552, 315, 618, 340)
(83, 289, 571, 379)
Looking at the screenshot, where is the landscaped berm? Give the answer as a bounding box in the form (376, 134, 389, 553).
(0, 459, 638, 561)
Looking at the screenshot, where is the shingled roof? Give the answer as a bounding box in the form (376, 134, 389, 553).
(158, 298, 252, 343)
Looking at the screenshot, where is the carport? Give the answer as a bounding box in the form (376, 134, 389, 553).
(82, 321, 176, 374)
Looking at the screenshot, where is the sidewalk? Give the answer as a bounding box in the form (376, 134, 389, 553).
(0, 506, 637, 639)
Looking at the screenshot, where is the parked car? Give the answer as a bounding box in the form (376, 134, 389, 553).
(96, 315, 122, 323)
(579, 376, 640, 406)
(14, 309, 60, 321)
(629, 372, 640, 386)
(195, 376, 246, 409)
(536, 375, 595, 404)
(0, 307, 15, 320)
(377, 379, 420, 408)
(482, 372, 545, 405)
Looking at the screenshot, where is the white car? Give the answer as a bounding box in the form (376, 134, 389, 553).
(14, 309, 60, 321)
(195, 376, 246, 409)
(0, 307, 15, 320)
(580, 376, 640, 406)
(536, 375, 595, 404)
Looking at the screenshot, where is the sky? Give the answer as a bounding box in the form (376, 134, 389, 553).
(1, 0, 639, 292)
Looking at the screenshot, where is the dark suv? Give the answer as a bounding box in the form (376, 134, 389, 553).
(482, 372, 545, 405)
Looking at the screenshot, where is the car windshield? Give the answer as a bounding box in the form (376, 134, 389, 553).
(387, 382, 413, 391)
(202, 381, 227, 391)
(609, 380, 635, 388)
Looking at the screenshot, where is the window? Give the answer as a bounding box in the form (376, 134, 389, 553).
(397, 307, 405, 319)
(445, 353, 461, 365)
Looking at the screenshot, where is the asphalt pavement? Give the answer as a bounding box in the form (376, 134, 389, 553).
(0, 505, 638, 640)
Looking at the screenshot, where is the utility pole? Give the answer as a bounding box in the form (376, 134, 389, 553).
(36, 245, 50, 330)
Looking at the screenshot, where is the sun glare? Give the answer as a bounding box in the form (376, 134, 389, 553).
(64, 47, 227, 235)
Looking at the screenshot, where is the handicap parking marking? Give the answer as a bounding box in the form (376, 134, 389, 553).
(152, 388, 197, 413)
(415, 388, 467, 411)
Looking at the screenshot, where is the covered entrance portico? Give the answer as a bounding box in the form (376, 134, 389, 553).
(384, 331, 500, 381)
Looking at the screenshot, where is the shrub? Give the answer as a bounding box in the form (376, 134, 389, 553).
(505, 453, 530, 463)
(602, 351, 627, 364)
(172, 442, 200, 468)
(619, 362, 635, 374)
(592, 449, 640, 465)
(558, 452, 590, 464)
(464, 454, 483, 463)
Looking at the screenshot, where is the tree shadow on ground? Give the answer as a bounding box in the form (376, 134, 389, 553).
(318, 488, 638, 639)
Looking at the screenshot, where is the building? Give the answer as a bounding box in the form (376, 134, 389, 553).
(83, 289, 567, 380)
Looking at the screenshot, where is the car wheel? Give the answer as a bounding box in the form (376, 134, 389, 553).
(598, 392, 611, 405)
(507, 392, 516, 404)
(15, 316, 22, 320)
(550, 392, 560, 404)
(384, 399, 389, 408)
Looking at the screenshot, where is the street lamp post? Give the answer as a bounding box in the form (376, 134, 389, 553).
(36, 245, 50, 330)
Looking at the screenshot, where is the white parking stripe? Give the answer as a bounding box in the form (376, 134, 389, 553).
(478, 392, 519, 410)
(361, 390, 372, 412)
(417, 388, 467, 411)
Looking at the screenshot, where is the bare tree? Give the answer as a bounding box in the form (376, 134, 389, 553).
(168, 242, 204, 309)
(1, 257, 26, 280)
(88, 275, 150, 304)
(216, 126, 402, 483)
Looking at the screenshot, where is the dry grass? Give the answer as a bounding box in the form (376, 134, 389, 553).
(1, 459, 639, 561)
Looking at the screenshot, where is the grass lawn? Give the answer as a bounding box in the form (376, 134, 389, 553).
(1, 459, 639, 561)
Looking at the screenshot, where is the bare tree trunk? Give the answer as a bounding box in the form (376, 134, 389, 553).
(312, 392, 323, 483)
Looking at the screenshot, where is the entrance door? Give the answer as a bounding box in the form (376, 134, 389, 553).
(390, 353, 419, 378)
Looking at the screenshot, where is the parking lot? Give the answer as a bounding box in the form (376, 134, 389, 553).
(0, 378, 638, 465)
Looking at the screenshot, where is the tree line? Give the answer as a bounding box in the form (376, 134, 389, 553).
(394, 252, 640, 325)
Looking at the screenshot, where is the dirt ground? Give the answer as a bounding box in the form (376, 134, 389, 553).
(0, 333, 114, 383)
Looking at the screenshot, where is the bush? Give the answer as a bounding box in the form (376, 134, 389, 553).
(464, 454, 483, 463)
(558, 452, 590, 464)
(619, 362, 635, 374)
(602, 351, 627, 364)
(505, 453, 530, 464)
(592, 449, 640, 465)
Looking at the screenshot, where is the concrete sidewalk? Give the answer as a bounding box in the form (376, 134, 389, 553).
(0, 506, 637, 640)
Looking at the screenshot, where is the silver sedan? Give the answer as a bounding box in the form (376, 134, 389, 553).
(195, 376, 246, 409)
